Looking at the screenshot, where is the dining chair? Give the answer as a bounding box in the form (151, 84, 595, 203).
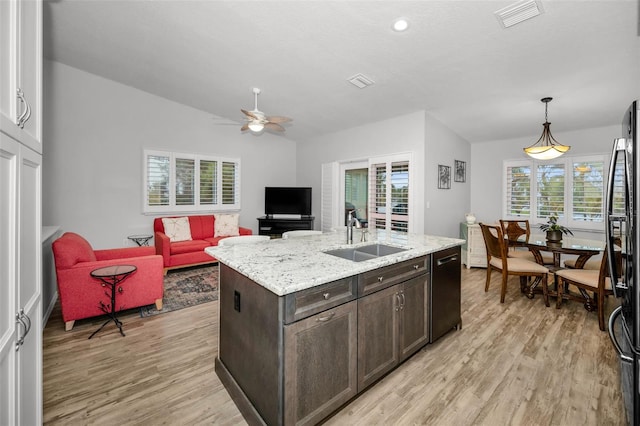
(499, 219, 554, 265)
(218, 235, 271, 246)
(554, 245, 617, 330)
(563, 237, 621, 270)
(480, 223, 550, 306)
(281, 230, 323, 239)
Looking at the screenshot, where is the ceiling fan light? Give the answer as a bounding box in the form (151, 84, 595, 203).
(248, 122, 264, 132)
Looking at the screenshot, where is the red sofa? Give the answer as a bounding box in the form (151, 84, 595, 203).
(52, 232, 164, 331)
(153, 215, 252, 273)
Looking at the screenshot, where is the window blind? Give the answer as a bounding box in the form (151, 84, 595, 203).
(572, 160, 604, 222)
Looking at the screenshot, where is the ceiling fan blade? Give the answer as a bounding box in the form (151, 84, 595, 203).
(264, 122, 285, 132)
(265, 115, 292, 124)
(240, 123, 250, 132)
(241, 109, 259, 120)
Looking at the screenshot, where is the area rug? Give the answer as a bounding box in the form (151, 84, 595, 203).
(140, 265, 218, 317)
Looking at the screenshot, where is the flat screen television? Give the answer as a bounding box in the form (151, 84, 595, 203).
(265, 187, 312, 216)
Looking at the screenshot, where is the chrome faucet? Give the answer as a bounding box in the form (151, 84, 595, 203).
(347, 210, 361, 244)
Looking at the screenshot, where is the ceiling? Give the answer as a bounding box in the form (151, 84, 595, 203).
(44, 0, 640, 144)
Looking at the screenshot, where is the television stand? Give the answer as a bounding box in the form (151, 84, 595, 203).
(257, 216, 315, 238)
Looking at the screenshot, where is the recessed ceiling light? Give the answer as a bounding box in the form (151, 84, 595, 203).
(392, 18, 409, 32)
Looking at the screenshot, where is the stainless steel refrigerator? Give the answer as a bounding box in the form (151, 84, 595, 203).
(607, 100, 639, 426)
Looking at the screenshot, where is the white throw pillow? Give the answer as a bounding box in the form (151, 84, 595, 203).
(214, 213, 240, 237)
(162, 217, 192, 242)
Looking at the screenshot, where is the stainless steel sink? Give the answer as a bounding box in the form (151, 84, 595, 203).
(355, 243, 408, 257)
(323, 243, 408, 262)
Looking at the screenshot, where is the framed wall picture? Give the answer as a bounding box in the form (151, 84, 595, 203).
(438, 164, 451, 189)
(454, 160, 466, 183)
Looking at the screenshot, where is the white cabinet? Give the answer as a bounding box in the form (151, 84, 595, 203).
(0, 132, 43, 426)
(460, 223, 487, 269)
(0, 0, 43, 423)
(1, 0, 43, 154)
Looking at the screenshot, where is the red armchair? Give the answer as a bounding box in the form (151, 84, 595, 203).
(52, 232, 164, 331)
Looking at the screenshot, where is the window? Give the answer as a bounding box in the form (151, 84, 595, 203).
(143, 150, 240, 213)
(503, 155, 607, 231)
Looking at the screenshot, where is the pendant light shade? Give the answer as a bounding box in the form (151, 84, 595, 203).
(523, 97, 570, 160)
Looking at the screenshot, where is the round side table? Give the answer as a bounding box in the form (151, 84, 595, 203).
(89, 264, 137, 339)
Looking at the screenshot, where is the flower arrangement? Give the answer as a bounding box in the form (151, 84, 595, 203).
(539, 215, 573, 235)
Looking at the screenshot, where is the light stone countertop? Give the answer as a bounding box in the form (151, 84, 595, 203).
(205, 228, 464, 296)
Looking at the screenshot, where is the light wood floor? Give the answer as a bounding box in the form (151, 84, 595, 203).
(43, 267, 625, 425)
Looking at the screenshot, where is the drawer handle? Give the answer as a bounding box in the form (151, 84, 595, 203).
(413, 264, 419, 270)
(316, 312, 336, 322)
(377, 276, 384, 283)
(323, 292, 330, 300)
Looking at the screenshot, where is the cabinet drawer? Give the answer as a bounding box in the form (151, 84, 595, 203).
(284, 276, 357, 324)
(358, 256, 429, 296)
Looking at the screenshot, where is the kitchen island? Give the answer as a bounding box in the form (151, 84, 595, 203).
(206, 230, 463, 426)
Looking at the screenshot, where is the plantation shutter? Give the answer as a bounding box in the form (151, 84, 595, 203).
(221, 161, 239, 205)
(390, 161, 409, 232)
(368, 157, 410, 232)
(146, 153, 170, 207)
(143, 150, 240, 213)
(536, 162, 565, 220)
(175, 157, 195, 206)
(369, 162, 387, 230)
(571, 159, 604, 222)
(505, 163, 531, 217)
(321, 162, 340, 232)
(199, 159, 217, 205)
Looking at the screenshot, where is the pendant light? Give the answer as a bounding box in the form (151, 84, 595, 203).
(523, 97, 570, 160)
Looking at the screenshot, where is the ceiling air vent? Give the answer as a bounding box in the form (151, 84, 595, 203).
(347, 73, 375, 89)
(495, 0, 543, 28)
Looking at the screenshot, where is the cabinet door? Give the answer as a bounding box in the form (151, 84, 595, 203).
(398, 275, 429, 362)
(0, 133, 18, 426)
(0, 0, 42, 153)
(284, 301, 357, 426)
(0, 133, 42, 426)
(16, 0, 42, 152)
(357, 285, 399, 391)
(17, 144, 42, 425)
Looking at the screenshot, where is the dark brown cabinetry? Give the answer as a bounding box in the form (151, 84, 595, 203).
(216, 250, 459, 426)
(258, 216, 315, 238)
(357, 273, 428, 391)
(284, 301, 358, 425)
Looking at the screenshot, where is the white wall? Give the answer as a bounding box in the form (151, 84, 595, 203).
(43, 61, 298, 249)
(470, 124, 620, 228)
(297, 111, 426, 233)
(424, 114, 471, 237)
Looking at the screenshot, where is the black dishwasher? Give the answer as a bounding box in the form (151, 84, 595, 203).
(430, 246, 462, 343)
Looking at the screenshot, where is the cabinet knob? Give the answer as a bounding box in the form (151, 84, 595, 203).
(323, 292, 330, 300)
(413, 264, 419, 270)
(377, 276, 384, 283)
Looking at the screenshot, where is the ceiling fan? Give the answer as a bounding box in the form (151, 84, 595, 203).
(241, 88, 291, 133)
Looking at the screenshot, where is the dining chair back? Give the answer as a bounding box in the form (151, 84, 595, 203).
(499, 219, 554, 265)
(479, 223, 550, 305)
(555, 245, 619, 330)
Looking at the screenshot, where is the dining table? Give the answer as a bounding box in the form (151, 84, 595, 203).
(517, 234, 606, 307)
(524, 234, 605, 270)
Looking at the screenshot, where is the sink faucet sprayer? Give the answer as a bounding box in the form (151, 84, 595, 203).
(347, 210, 362, 244)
